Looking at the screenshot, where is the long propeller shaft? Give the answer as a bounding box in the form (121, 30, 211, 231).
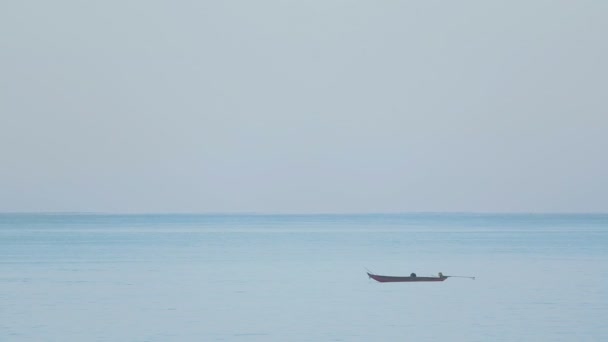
(448, 275, 475, 280)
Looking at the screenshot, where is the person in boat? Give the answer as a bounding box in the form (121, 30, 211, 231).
(410, 272, 416, 278)
(438, 272, 444, 278)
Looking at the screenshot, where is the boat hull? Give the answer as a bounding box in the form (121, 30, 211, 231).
(367, 272, 447, 283)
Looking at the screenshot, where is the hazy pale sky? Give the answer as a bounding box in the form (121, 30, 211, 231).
(1, 1, 607, 213)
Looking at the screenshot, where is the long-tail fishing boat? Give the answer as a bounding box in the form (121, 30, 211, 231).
(367, 272, 474, 283)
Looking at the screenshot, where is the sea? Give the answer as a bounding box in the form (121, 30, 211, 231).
(1, 213, 607, 341)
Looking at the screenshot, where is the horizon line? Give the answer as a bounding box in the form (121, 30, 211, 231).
(1, 211, 607, 215)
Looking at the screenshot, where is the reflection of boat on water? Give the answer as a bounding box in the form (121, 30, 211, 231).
(367, 272, 474, 283)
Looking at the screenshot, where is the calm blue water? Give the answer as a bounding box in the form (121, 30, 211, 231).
(1, 213, 607, 341)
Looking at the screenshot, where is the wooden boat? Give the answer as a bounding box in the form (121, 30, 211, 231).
(367, 272, 447, 283)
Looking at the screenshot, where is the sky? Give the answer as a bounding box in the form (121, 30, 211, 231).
(1, 1, 607, 213)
